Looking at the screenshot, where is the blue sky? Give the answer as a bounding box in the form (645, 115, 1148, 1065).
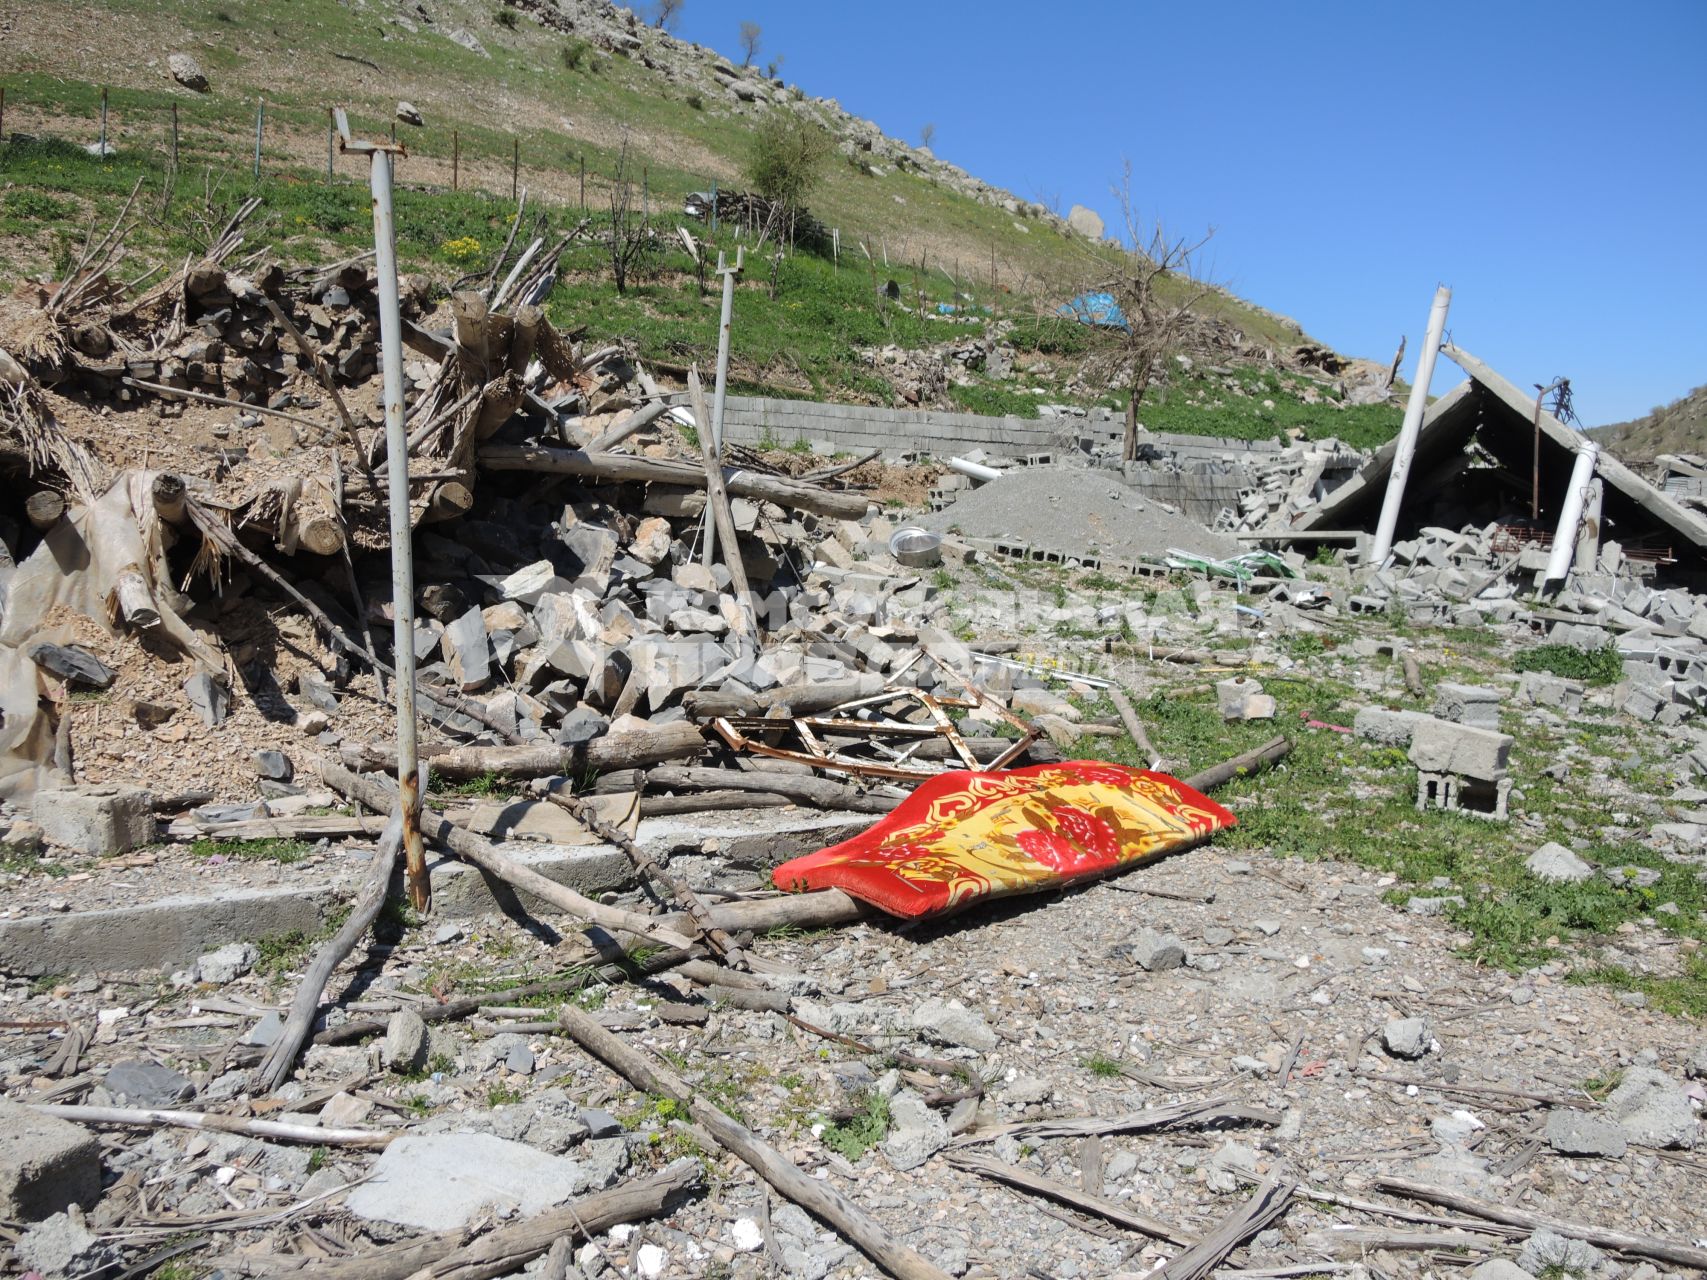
(670, 1, 1706, 426)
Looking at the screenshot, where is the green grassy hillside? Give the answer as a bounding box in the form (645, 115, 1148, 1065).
(0, 0, 1400, 443)
(1594, 384, 1707, 460)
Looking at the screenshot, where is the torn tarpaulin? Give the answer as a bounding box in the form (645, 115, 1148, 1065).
(771, 760, 1235, 919)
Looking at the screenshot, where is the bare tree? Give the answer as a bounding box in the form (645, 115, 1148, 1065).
(1078, 162, 1215, 462)
(765, 53, 785, 80)
(919, 122, 937, 150)
(738, 20, 762, 66)
(650, 0, 684, 30)
(605, 142, 657, 296)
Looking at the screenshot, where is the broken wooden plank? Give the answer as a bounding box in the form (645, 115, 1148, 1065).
(1371, 1176, 1707, 1271)
(558, 1004, 953, 1280)
(947, 1149, 1192, 1247)
(1152, 1176, 1294, 1280)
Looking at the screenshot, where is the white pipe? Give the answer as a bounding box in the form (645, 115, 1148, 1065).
(949, 457, 1002, 484)
(1545, 441, 1600, 587)
(702, 250, 742, 569)
(1370, 285, 1451, 565)
(369, 147, 426, 910)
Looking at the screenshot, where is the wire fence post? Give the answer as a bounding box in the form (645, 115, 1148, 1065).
(99, 87, 108, 159)
(452, 129, 459, 191)
(332, 107, 429, 914)
(511, 137, 518, 200)
(253, 98, 264, 181)
(642, 164, 649, 220)
(710, 177, 717, 233)
(1, 87, 7, 144)
(325, 107, 334, 181)
(578, 154, 585, 208)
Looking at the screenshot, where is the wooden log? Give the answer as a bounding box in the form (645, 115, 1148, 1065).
(1182, 735, 1290, 793)
(683, 675, 888, 719)
(338, 721, 705, 780)
(422, 480, 475, 523)
(290, 510, 345, 556)
(223, 1161, 702, 1280)
(150, 473, 187, 525)
(507, 303, 542, 375)
(25, 490, 65, 529)
(31, 1103, 389, 1148)
(1110, 687, 1162, 768)
(112, 569, 161, 629)
(594, 766, 901, 815)
(479, 444, 871, 520)
(450, 290, 491, 377)
(583, 400, 670, 453)
(320, 759, 698, 951)
(1371, 1176, 1707, 1272)
(690, 369, 758, 638)
(252, 816, 401, 1094)
(558, 1005, 953, 1280)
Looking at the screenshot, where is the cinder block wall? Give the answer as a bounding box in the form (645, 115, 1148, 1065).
(663, 393, 1300, 469)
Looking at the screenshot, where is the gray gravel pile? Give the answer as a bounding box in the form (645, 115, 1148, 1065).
(922, 466, 1240, 564)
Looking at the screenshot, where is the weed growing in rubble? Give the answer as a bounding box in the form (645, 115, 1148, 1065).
(1081, 1054, 1123, 1078)
(1512, 642, 1624, 685)
(820, 1089, 890, 1162)
(189, 837, 311, 864)
(487, 1083, 526, 1107)
(430, 770, 522, 800)
(1579, 1068, 1626, 1100)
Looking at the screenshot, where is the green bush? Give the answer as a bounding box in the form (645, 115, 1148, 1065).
(744, 114, 832, 219)
(1511, 642, 1623, 685)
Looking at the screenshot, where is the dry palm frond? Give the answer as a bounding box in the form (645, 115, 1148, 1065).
(0, 360, 105, 501)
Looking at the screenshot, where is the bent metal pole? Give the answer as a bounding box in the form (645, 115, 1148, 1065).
(1544, 440, 1600, 590)
(338, 109, 430, 912)
(1370, 285, 1452, 566)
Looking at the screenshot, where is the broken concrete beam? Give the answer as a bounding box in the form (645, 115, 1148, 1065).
(0, 1098, 102, 1222)
(33, 784, 156, 855)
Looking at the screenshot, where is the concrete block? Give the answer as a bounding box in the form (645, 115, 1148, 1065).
(1518, 671, 1583, 713)
(1407, 717, 1511, 781)
(1432, 681, 1502, 730)
(1353, 706, 1425, 746)
(0, 1098, 102, 1221)
(33, 784, 156, 855)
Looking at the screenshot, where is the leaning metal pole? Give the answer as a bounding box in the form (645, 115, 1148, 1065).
(1370, 285, 1451, 567)
(340, 110, 429, 912)
(701, 246, 745, 569)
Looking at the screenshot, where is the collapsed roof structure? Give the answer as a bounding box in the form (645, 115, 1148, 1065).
(1294, 345, 1707, 587)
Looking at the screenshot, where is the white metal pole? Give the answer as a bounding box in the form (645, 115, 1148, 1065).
(369, 146, 428, 912)
(1370, 285, 1451, 566)
(702, 249, 743, 569)
(1544, 441, 1600, 589)
(711, 248, 743, 452)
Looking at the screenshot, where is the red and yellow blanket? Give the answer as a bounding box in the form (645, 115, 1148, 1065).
(772, 761, 1235, 920)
